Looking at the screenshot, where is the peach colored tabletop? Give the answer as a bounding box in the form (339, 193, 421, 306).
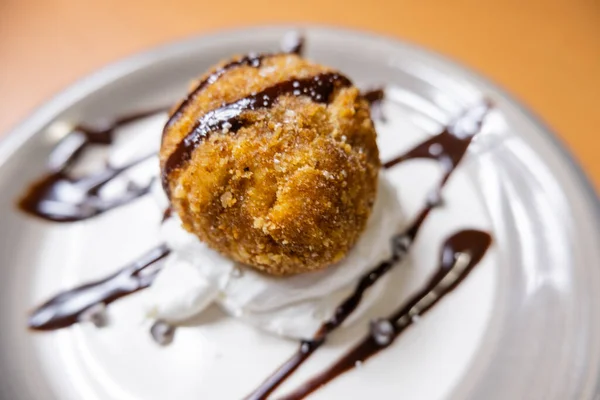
(1, 0, 599, 191)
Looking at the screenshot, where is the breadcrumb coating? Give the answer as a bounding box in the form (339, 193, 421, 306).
(160, 53, 380, 275)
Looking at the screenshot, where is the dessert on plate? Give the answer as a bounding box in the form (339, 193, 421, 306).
(160, 52, 379, 276)
(20, 33, 493, 398)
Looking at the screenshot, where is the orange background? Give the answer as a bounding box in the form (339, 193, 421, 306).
(1, 0, 599, 190)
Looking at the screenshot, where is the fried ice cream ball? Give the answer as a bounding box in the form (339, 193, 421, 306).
(160, 53, 380, 276)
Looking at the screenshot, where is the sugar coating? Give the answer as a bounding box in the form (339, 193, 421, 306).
(160, 54, 380, 276)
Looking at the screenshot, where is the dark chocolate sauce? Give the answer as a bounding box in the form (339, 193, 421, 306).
(163, 33, 307, 135)
(361, 88, 385, 105)
(75, 107, 167, 144)
(20, 36, 311, 220)
(28, 244, 170, 331)
(18, 107, 168, 222)
(161, 72, 352, 193)
(163, 53, 273, 133)
(245, 101, 491, 400)
(161, 207, 173, 223)
(384, 100, 491, 172)
(280, 230, 492, 400)
(244, 235, 410, 400)
(280, 32, 305, 56)
(362, 88, 386, 122)
(18, 154, 156, 222)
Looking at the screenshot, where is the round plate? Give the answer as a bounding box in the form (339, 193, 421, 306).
(0, 26, 598, 400)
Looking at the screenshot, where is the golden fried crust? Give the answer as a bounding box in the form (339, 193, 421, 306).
(161, 54, 380, 276)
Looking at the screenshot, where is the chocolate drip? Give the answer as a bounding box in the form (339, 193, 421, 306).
(28, 244, 170, 331)
(361, 88, 385, 105)
(18, 154, 155, 222)
(245, 236, 409, 400)
(18, 107, 168, 222)
(384, 100, 491, 171)
(163, 53, 273, 133)
(165, 33, 307, 135)
(75, 107, 167, 144)
(161, 207, 173, 223)
(362, 88, 386, 122)
(280, 230, 492, 400)
(280, 32, 305, 56)
(161, 72, 352, 193)
(245, 101, 491, 400)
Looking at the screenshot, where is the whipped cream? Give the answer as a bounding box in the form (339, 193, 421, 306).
(146, 174, 403, 339)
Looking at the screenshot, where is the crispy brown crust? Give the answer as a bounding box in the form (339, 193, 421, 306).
(161, 54, 380, 275)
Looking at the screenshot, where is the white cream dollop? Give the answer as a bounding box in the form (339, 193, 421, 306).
(146, 175, 403, 339)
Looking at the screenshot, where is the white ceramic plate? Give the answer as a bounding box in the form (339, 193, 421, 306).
(0, 26, 598, 400)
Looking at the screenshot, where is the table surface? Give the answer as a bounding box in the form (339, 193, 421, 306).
(1, 0, 599, 191)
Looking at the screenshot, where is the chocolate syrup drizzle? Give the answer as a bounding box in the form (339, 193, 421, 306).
(280, 32, 305, 56)
(362, 88, 386, 122)
(164, 32, 305, 133)
(19, 35, 494, 400)
(28, 244, 170, 331)
(18, 107, 167, 222)
(362, 88, 385, 105)
(161, 72, 352, 194)
(163, 53, 272, 133)
(280, 229, 491, 400)
(19, 34, 306, 222)
(244, 101, 491, 400)
(161, 207, 173, 223)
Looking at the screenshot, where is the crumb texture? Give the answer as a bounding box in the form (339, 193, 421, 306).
(161, 54, 380, 275)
